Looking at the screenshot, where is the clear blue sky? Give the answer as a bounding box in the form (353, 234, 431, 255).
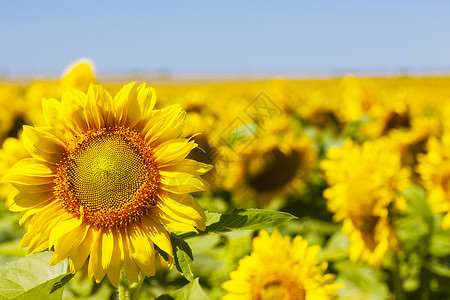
(1, 1, 450, 77)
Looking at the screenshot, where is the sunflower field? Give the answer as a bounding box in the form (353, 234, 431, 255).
(0, 61, 450, 300)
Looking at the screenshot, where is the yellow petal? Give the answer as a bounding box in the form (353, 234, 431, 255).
(119, 228, 140, 282)
(88, 228, 107, 283)
(16, 198, 55, 225)
(136, 84, 156, 119)
(21, 202, 63, 247)
(128, 223, 156, 277)
(140, 215, 174, 260)
(22, 126, 65, 164)
(3, 158, 55, 186)
(11, 182, 54, 196)
(50, 223, 88, 266)
(101, 228, 114, 273)
(49, 215, 83, 250)
(85, 84, 105, 129)
(114, 82, 137, 124)
(94, 86, 115, 127)
(13, 188, 53, 207)
(151, 207, 198, 233)
(123, 83, 148, 129)
(70, 227, 93, 271)
(154, 139, 197, 168)
(159, 158, 213, 176)
(145, 105, 185, 146)
(41, 98, 63, 127)
(156, 192, 206, 231)
(106, 228, 122, 287)
(27, 210, 66, 255)
(160, 171, 209, 194)
(60, 90, 89, 134)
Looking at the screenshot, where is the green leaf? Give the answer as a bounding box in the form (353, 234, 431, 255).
(205, 211, 221, 226)
(0, 251, 73, 300)
(334, 260, 390, 300)
(426, 257, 450, 278)
(0, 239, 26, 257)
(156, 278, 211, 300)
(179, 209, 297, 239)
(170, 235, 195, 281)
(402, 185, 434, 227)
(429, 232, 450, 258)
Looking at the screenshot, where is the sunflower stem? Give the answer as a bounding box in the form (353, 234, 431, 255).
(129, 272, 146, 296)
(117, 269, 146, 300)
(393, 253, 405, 300)
(117, 268, 132, 300)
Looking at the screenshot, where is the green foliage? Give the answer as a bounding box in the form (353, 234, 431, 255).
(0, 251, 73, 300)
(170, 235, 195, 281)
(156, 278, 210, 300)
(178, 208, 297, 239)
(334, 261, 390, 300)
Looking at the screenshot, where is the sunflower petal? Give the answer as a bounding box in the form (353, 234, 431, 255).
(70, 227, 93, 272)
(120, 228, 140, 282)
(41, 98, 63, 127)
(106, 228, 122, 287)
(156, 192, 206, 231)
(145, 105, 185, 146)
(3, 158, 56, 186)
(160, 158, 213, 175)
(140, 215, 174, 260)
(88, 228, 107, 283)
(151, 207, 198, 233)
(48, 215, 83, 250)
(85, 84, 106, 129)
(160, 171, 209, 194)
(13, 191, 54, 208)
(114, 82, 137, 124)
(50, 223, 88, 266)
(60, 90, 89, 133)
(128, 223, 156, 277)
(154, 139, 197, 168)
(101, 228, 114, 273)
(22, 126, 65, 164)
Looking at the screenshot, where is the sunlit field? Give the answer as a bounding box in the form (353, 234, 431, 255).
(1, 61, 450, 300)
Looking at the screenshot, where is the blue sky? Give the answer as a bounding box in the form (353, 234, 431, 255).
(1, 1, 450, 77)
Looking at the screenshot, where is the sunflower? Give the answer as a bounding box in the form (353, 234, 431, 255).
(418, 133, 450, 229)
(320, 138, 410, 266)
(22, 59, 98, 127)
(0, 83, 23, 141)
(216, 115, 317, 208)
(0, 135, 30, 207)
(2, 82, 210, 286)
(222, 229, 342, 300)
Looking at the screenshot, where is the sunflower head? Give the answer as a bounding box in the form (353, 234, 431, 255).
(418, 134, 450, 229)
(321, 138, 410, 266)
(221, 116, 317, 207)
(60, 59, 97, 92)
(3, 82, 210, 286)
(222, 229, 343, 300)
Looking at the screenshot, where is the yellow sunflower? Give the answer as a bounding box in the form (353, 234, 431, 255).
(2, 82, 210, 286)
(418, 133, 450, 228)
(222, 229, 342, 300)
(0, 135, 30, 207)
(217, 116, 317, 208)
(22, 59, 98, 126)
(320, 138, 410, 266)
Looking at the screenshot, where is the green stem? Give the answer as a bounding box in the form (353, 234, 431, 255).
(117, 268, 132, 300)
(393, 253, 405, 300)
(117, 269, 145, 300)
